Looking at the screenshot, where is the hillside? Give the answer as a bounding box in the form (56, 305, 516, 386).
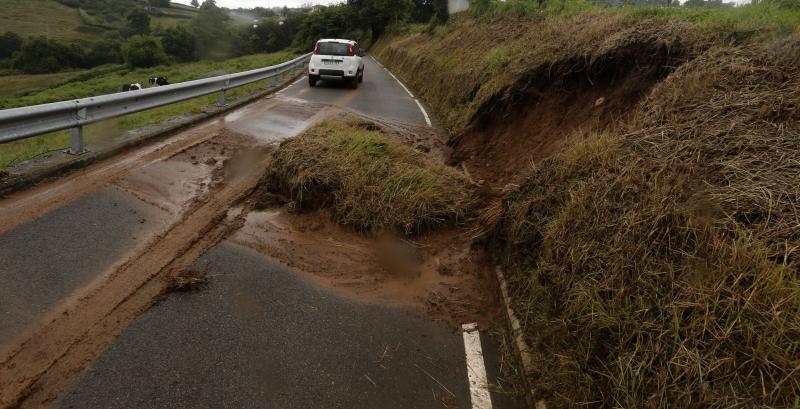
(375, 4, 800, 407)
(0, 0, 197, 46)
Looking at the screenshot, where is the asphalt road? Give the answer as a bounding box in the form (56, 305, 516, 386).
(56, 242, 493, 408)
(279, 56, 430, 126)
(1, 55, 518, 408)
(0, 187, 167, 346)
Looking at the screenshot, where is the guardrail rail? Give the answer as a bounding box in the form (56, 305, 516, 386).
(0, 53, 311, 155)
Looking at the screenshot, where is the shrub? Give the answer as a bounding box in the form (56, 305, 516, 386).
(86, 40, 123, 66)
(13, 37, 87, 74)
(0, 31, 22, 60)
(121, 35, 168, 67)
(160, 26, 198, 62)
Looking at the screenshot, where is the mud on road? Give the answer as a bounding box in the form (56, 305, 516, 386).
(0, 92, 503, 407)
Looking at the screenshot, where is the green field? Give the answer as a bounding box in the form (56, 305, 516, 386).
(0, 0, 197, 46)
(0, 51, 300, 169)
(0, 0, 97, 44)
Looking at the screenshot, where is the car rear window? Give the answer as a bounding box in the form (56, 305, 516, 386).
(317, 42, 350, 56)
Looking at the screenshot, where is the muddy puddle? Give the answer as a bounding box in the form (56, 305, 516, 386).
(229, 208, 501, 328)
(114, 131, 252, 216)
(224, 99, 321, 144)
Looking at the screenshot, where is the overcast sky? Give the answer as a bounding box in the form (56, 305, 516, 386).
(172, 0, 340, 8)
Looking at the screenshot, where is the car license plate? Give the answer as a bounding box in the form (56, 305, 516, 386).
(323, 60, 342, 65)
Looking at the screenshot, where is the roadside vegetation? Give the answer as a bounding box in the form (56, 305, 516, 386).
(0, 51, 298, 169)
(262, 120, 474, 235)
(375, 0, 800, 406)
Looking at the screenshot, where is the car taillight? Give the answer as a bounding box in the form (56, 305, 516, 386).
(347, 44, 355, 56)
(313, 42, 320, 55)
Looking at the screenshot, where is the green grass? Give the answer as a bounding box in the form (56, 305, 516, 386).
(0, 51, 298, 108)
(263, 120, 475, 235)
(0, 0, 98, 44)
(0, 51, 300, 169)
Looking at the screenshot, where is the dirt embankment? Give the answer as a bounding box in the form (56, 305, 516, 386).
(373, 14, 701, 189)
(237, 118, 502, 329)
(374, 10, 800, 408)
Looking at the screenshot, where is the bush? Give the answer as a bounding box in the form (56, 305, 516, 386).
(0, 31, 22, 60)
(121, 35, 168, 67)
(86, 40, 122, 66)
(13, 37, 87, 74)
(160, 26, 198, 62)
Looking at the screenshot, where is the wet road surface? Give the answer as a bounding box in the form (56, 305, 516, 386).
(0, 56, 518, 408)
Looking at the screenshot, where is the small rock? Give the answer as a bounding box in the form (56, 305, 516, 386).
(594, 97, 606, 107)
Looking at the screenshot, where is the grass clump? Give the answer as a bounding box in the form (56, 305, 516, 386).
(263, 120, 475, 235)
(491, 30, 800, 407)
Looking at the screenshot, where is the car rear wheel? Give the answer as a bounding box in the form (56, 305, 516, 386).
(349, 76, 359, 89)
(358, 69, 364, 83)
(309, 75, 318, 87)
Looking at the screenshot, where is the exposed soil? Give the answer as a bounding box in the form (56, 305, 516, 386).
(230, 208, 501, 329)
(450, 45, 684, 190)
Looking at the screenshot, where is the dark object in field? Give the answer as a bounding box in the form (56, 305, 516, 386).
(122, 83, 142, 92)
(149, 77, 169, 86)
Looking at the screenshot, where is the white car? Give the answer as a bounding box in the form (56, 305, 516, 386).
(308, 39, 365, 89)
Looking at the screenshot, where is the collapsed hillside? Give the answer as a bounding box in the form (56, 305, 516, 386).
(375, 10, 800, 408)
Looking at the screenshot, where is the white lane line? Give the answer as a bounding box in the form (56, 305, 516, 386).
(463, 323, 493, 409)
(414, 99, 433, 127)
(378, 61, 432, 127)
(386, 71, 416, 99)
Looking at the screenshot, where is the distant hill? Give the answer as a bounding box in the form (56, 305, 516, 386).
(0, 0, 197, 46)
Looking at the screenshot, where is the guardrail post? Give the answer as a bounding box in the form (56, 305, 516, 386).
(67, 107, 88, 155)
(216, 79, 230, 108)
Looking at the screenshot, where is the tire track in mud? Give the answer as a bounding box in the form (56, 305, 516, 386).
(0, 153, 270, 409)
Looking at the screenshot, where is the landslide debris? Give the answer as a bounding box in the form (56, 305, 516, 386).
(260, 119, 475, 236)
(491, 25, 800, 409)
(376, 9, 800, 408)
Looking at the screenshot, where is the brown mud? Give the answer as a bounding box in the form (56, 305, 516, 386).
(0, 138, 268, 409)
(230, 208, 501, 329)
(0, 96, 335, 408)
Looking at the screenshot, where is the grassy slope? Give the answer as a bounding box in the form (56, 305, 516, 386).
(0, 51, 298, 169)
(0, 0, 94, 43)
(264, 120, 475, 235)
(376, 5, 800, 407)
(0, 0, 195, 45)
(373, 4, 800, 136)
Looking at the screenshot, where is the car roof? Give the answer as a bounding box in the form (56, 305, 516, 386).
(317, 39, 356, 45)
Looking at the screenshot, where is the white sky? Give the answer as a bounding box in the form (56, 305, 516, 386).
(172, 0, 340, 8)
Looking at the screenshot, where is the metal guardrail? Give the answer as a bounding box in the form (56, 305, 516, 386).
(0, 53, 312, 154)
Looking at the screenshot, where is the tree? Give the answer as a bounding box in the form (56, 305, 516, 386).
(346, 0, 414, 41)
(148, 0, 170, 7)
(0, 31, 22, 60)
(200, 0, 218, 9)
(191, 0, 199, 7)
(126, 8, 151, 37)
(13, 37, 87, 74)
(86, 40, 123, 66)
(160, 26, 198, 61)
(122, 35, 168, 67)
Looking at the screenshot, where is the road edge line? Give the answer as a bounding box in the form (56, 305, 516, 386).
(495, 266, 546, 409)
(463, 323, 493, 409)
(414, 99, 433, 127)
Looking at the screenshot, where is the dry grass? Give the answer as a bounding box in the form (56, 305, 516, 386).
(262, 119, 475, 235)
(492, 30, 800, 408)
(373, 12, 708, 136)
